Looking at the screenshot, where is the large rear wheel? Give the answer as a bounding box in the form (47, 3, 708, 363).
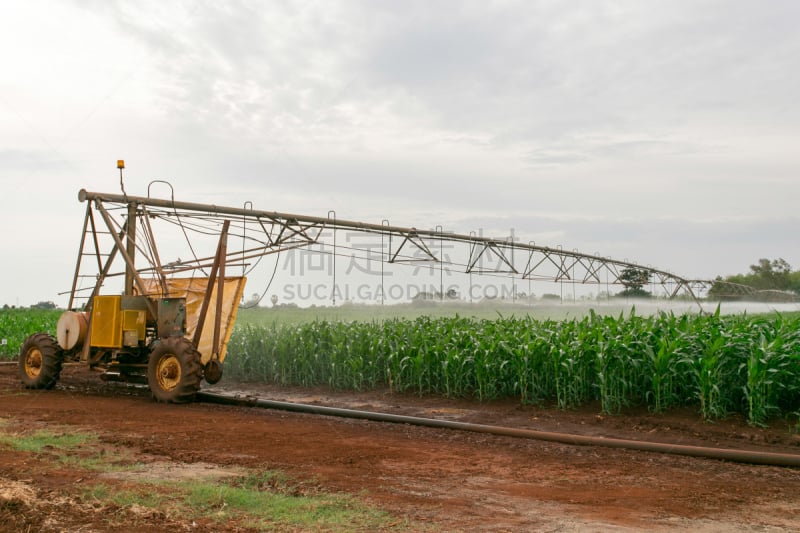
(147, 336, 202, 403)
(19, 333, 64, 389)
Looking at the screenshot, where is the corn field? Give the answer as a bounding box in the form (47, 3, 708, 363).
(0, 309, 60, 358)
(3, 307, 799, 425)
(227, 308, 800, 426)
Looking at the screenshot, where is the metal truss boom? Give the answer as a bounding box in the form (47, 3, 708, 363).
(74, 189, 708, 305)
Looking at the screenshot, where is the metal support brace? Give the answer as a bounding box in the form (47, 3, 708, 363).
(93, 200, 157, 319)
(194, 220, 230, 356)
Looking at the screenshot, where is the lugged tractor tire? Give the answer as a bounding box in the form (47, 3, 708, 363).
(147, 336, 202, 403)
(19, 333, 64, 390)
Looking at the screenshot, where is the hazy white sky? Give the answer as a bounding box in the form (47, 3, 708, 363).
(1, 0, 799, 306)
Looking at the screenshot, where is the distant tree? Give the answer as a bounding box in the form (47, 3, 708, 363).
(712, 258, 797, 295)
(242, 293, 262, 307)
(618, 267, 651, 298)
(707, 276, 733, 300)
(708, 257, 800, 299)
(747, 258, 791, 290)
(789, 271, 800, 293)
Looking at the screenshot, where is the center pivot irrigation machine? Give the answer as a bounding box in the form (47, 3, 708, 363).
(19, 163, 726, 403)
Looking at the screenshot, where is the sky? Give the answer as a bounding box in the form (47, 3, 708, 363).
(1, 0, 799, 307)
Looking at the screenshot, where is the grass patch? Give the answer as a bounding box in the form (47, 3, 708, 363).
(0, 423, 142, 472)
(77, 472, 408, 531)
(2, 420, 412, 531)
(0, 427, 95, 453)
(184, 477, 394, 530)
(59, 449, 144, 472)
(84, 483, 172, 509)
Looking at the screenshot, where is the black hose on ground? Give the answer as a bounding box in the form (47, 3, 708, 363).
(196, 391, 800, 468)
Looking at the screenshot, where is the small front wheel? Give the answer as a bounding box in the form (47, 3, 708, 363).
(19, 333, 63, 390)
(147, 337, 202, 403)
(203, 359, 223, 384)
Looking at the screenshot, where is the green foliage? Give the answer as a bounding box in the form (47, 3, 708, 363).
(747, 258, 792, 290)
(619, 267, 650, 291)
(710, 258, 800, 296)
(227, 310, 800, 425)
(0, 427, 95, 453)
(0, 308, 61, 359)
(617, 267, 652, 298)
(616, 287, 651, 298)
(184, 477, 390, 530)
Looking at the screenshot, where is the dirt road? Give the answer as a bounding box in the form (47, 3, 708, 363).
(2, 363, 800, 531)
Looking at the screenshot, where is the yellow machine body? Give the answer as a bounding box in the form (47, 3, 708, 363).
(89, 295, 149, 349)
(122, 309, 146, 347)
(90, 295, 123, 348)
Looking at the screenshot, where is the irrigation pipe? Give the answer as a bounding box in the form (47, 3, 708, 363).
(196, 391, 800, 468)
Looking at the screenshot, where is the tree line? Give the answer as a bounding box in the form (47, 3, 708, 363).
(617, 259, 800, 300)
(708, 258, 800, 299)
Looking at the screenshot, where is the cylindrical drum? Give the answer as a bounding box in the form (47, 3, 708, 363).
(57, 311, 89, 351)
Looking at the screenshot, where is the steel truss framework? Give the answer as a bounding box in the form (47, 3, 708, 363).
(67, 189, 765, 310)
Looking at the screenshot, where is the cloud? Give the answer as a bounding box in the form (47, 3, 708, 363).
(2, 0, 799, 304)
(0, 149, 63, 174)
(77, 1, 800, 175)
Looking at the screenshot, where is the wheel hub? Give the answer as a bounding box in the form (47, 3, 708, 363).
(155, 355, 181, 391)
(24, 348, 43, 379)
